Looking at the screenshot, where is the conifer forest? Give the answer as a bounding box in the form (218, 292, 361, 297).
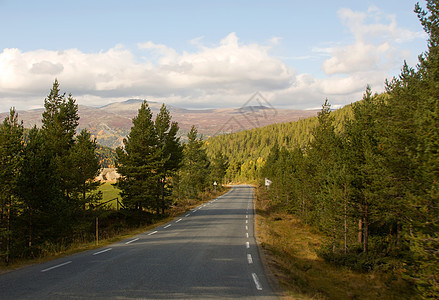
(0, 1, 438, 298)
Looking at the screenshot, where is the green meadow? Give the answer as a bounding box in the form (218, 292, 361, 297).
(98, 182, 121, 209)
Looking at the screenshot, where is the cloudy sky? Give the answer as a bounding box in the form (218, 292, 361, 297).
(0, 0, 428, 112)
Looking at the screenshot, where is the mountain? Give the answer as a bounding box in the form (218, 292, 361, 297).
(0, 99, 318, 148)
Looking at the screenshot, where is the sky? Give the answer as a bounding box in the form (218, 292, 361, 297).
(0, 0, 429, 112)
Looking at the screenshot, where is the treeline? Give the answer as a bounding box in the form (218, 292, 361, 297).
(0, 82, 228, 265)
(96, 144, 117, 168)
(115, 101, 228, 213)
(0, 79, 101, 263)
(205, 102, 352, 182)
(206, 2, 438, 297)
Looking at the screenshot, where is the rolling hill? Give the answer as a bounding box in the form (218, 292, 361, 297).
(0, 99, 318, 148)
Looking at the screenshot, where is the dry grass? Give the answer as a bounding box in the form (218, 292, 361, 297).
(255, 187, 415, 300)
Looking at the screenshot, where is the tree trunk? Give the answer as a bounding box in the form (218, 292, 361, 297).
(28, 208, 33, 249)
(161, 177, 165, 215)
(358, 218, 363, 244)
(396, 220, 401, 247)
(83, 182, 87, 210)
(344, 182, 348, 254)
(363, 201, 369, 253)
(6, 195, 11, 265)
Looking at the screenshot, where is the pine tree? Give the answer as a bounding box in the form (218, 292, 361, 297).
(41, 79, 79, 200)
(155, 104, 183, 214)
(116, 101, 162, 211)
(16, 127, 62, 254)
(308, 99, 346, 252)
(210, 151, 228, 188)
(179, 126, 210, 199)
(400, 2, 439, 296)
(68, 129, 102, 210)
(0, 108, 23, 264)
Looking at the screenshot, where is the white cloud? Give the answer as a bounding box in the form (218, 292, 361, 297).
(0, 7, 427, 113)
(323, 7, 423, 77)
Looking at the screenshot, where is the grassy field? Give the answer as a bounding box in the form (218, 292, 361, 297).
(255, 187, 416, 300)
(98, 182, 121, 209)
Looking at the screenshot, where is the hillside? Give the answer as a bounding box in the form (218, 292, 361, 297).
(0, 99, 318, 148)
(205, 103, 353, 181)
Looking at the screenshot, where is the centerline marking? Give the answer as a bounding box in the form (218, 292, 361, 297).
(252, 273, 263, 290)
(247, 254, 253, 264)
(246, 225, 248, 231)
(176, 218, 182, 223)
(185, 214, 190, 217)
(164, 224, 172, 229)
(246, 232, 249, 238)
(125, 238, 139, 244)
(148, 231, 158, 236)
(93, 248, 112, 256)
(246, 242, 250, 249)
(41, 261, 72, 272)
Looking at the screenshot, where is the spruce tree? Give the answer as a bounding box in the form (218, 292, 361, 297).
(16, 127, 63, 253)
(179, 126, 210, 198)
(41, 79, 79, 200)
(155, 104, 183, 214)
(116, 101, 162, 211)
(0, 108, 23, 264)
(210, 151, 228, 188)
(68, 129, 102, 209)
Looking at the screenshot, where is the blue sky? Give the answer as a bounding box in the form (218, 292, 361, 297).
(0, 0, 428, 112)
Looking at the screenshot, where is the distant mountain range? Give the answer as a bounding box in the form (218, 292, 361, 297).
(0, 99, 318, 148)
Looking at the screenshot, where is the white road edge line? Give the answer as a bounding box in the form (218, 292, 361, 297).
(93, 248, 112, 256)
(176, 218, 182, 223)
(246, 242, 250, 249)
(252, 273, 263, 290)
(148, 231, 158, 236)
(41, 261, 72, 272)
(247, 254, 253, 264)
(125, 238, 139, 244)
(164, 224, 172, 229)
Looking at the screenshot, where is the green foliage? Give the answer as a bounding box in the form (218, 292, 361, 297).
(204, 3, 439, 297)
(154, 104, 183, 213)
(0, 81, 103, 263)
(0, 108, 23, 264)
(209, 151, 228, 188)
(68, 129, 102, 209)
(177, 126, 210, 199)
(96, 144, 117, 168)
(116, 101, 162, 211)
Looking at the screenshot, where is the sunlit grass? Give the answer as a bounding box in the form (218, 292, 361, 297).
(97, 181, 120, 209)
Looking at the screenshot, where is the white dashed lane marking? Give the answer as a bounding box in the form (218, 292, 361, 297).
(252, 273, 263, 290)
(41, 261, 72, 272)
(93, 248, 112, 256)
(125, 238, 139, 245)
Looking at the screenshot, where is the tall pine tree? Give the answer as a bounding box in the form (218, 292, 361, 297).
(0, 108, 23, 264)
(116, 101, 162, 211)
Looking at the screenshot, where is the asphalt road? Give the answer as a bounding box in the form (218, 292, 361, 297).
(0, 185, 277, 299)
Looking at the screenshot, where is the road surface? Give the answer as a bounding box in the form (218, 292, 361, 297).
(0, 185, 276, 299)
